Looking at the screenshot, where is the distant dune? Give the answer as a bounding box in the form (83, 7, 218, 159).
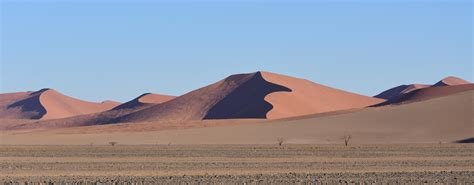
(0, 88, 119, 120)
(433, 76, 470, 87)
(112, 93, 175, 110)
(375, 84, 473, 106)
(375, 84, 429, 100)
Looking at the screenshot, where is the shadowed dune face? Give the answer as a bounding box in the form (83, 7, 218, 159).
(456, 138, 474, 143)
(261, 72, 384, 119)
(375, 84, 429, 100)
(115, 73, 262, 122)
(112, 93, 175, 110)
(433, 76, 470, 87)
(374, 84, 474, 106)
(119, 71, 383, 122)
(203, 72, 291, 119)
(2, 89, 120, 120)
(0, 92, 43, 119)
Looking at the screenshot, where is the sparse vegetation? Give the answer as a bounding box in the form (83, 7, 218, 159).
(109, 141, 118, 146)
(277, 137, 285, 146)
(344, 135, 352, 146)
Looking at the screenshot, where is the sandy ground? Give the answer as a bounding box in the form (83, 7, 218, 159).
(1, 144, 473, 183)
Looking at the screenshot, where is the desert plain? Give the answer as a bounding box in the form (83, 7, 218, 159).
(1, 144, 473, 184)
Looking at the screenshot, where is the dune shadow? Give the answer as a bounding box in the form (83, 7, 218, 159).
(204, 72, 292, 119)
(456, 137, 474, 144)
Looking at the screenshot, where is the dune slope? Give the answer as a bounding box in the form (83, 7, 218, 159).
(261, 72, 384, 119)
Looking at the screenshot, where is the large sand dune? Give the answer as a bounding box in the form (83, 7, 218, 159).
(0, 89, 119, 120)
(2, 89, 471, 145)
(261, 72, 384, 119)
(117, 71, 383, 122)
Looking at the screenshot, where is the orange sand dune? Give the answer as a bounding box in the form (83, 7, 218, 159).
(117, 71, 383, 122)
(1, 88, 120, 120)
(261, 72, 384, 119)
(112, 93, 175, 110)
(375, 84, 474, 106)
(433, 76, 470, 87)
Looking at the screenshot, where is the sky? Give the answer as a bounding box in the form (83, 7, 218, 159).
(1, 0, 472, 102)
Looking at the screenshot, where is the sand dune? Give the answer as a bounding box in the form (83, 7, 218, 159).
(3, 73, 469, 131)
(375, 84, 429, 100)
(112, 93, 175, 110)
(433, 76, 470, 87)
(116, 71, 382, 122)
(1, 88, 119, 120)
(261, 72, 383, 119)
(2, 90, 472, 145)
(375, 84, 474, 106)
(0, 92, 35, 119)
(4, 71, 382, 129)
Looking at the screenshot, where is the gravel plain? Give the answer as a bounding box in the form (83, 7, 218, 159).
(1, 144, 473, 184)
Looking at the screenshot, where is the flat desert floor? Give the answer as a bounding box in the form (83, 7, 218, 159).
(1, 144, 473, 184)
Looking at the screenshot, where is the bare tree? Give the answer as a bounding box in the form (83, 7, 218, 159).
(109, 141, 118, 147)
(343, 135, 352, 147)
(277, 137, 285, 146)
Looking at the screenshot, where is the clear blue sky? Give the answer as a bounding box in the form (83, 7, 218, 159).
(1, 0, 472, 102)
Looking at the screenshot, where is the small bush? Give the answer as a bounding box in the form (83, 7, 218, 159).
(277, 137, 285, 146)
(109, 141, 118, 147)
(344, 135, 352, 147)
